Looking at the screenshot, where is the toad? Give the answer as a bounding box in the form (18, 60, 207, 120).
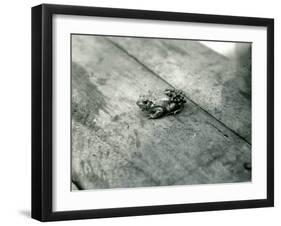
(136, 88, 186, 119)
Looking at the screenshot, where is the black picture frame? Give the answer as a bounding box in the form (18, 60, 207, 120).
(32, 3, 274, 222)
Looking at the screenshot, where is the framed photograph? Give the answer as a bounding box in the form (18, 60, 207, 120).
(32, 4, 274, 221)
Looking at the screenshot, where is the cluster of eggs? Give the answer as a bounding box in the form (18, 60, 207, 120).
(165, 89, 187, 104)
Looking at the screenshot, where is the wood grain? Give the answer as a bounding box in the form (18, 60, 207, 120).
(108, 37, 251, 143)
(71, 35, 251, 190)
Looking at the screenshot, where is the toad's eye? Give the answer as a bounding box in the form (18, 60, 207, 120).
(143, 100, 148, 104)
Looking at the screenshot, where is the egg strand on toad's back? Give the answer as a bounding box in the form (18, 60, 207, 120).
(136, 89, 186, 119)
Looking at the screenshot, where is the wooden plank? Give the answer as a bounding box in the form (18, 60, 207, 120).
(107, 37, 251, 143)
(71, 35, 251, 190)
(71, 182, 79, 190)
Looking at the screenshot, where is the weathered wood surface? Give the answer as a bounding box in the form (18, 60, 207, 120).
(71, 35, 251, 190)
(71, 182, 79, 190)
(108, 37, 251, 143)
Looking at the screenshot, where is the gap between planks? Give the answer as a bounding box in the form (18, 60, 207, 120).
(105, 37, 250, 147)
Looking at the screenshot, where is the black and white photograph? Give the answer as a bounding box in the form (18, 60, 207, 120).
(0, 0, 277, 224)
(71, 34, 252, 191)
(30, 3, 274, 222)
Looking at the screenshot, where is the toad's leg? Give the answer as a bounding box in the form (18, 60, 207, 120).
(167, 104, 184, 115)
(166, 102, 177, 112)
(148, 107, 165, 119)
(173, 105, 184, 115)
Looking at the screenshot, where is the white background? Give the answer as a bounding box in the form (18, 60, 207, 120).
(53, 15, 267, 211)
(0, 0, 279, 225)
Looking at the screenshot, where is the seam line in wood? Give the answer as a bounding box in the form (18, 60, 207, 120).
(105, 37, 251, 146)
